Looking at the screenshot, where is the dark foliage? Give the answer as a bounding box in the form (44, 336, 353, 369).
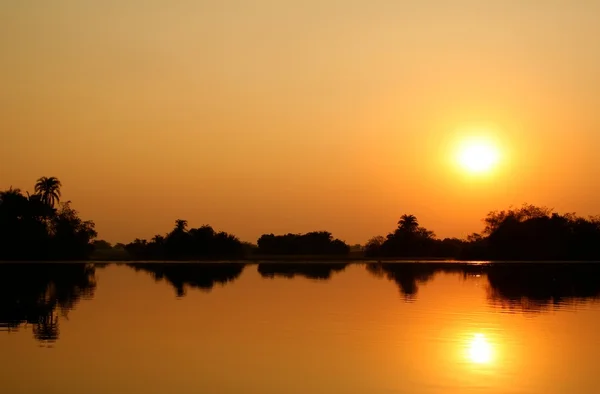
(256, 232, 350, 256)
(478, 206, 600, 260)
(129, 263, 246, 297)
(4, 181, 600, 263)
(366, 215, 466, 259)
(0, 179, 97, 260)
(125, 221, 245, 260)
(90, 240, 130, 260)
(92, 240, 113, 250)
(365, 205, 600, 261)
(0, 263, 97, 343)
(258, 263, 349, 280)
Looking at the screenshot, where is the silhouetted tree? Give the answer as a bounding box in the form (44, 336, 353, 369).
(377, 215, 438, 257)
(175, 219, 188, 232)
(365, 236, 385, 257)
(482, 205, 600, 260)
(93, 240, 112, 250)
(365, 205, 600, 261)
(0, 180, 96, 260)
(50, 202, 97, 259)
(434, 238, 466, 258)
(125, 222, 245, 260)
(398, 214, 419, 233)
(34, 176, 62, 208)
(256, 231, 350, 256)
(241, 241, 258, 256)
(125, 239, 149, 259)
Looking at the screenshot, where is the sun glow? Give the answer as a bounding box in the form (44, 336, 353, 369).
(467, 333, 493, 364)
(456, 138, 500, 174)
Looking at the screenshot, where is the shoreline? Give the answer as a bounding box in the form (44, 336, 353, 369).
(3, 259, 600, 264)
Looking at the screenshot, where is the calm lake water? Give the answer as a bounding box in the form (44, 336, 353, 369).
(2, 262, 600, 394)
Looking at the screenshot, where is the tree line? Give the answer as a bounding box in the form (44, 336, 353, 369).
(256, 232, 349, 256)
(124, 220, 247, 260)
(120, 204, 600, 261)
(3, 178, 600, 261)
(364, 205, 600, 261)
(0, 177, 96, 260)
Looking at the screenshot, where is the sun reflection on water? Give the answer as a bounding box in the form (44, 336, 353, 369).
(467, 333, 493, 364)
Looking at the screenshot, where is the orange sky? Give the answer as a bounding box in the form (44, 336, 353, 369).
(1, 1, 600, 244)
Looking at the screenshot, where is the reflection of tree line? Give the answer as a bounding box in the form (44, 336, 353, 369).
(0, 264, 96, 343)
(368, 262, 600, 310)
(128, 262, 350, 296)
(3, 262, 600, 344)
(366, 263, 484, 301)
(486, 264, 600, 312)
(258, 263, 349, 280)
(128, 263, 247, 297)
(131, 262, 600, 312)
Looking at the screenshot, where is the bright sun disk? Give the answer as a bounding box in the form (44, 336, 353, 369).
(457, 139, 500, 174)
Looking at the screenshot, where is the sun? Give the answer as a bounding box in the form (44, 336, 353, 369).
(456, 139, 500, 174)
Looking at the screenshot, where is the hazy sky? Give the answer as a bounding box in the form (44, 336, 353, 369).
(2, 1, 600, 244)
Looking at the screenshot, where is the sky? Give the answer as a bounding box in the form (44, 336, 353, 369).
(1, 1, 600, 244)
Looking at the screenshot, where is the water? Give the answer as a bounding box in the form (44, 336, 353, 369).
(2, 262, 600, 394)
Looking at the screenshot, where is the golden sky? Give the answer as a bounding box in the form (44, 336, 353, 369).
(1, 1, 600, 244)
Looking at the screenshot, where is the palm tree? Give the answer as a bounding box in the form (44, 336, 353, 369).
(35, 177, 62, 208)
(398, 214, 419, 233)
(174, 219, 188, 232)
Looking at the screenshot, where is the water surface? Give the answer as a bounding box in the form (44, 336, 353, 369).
(2, 262, 600, 394)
